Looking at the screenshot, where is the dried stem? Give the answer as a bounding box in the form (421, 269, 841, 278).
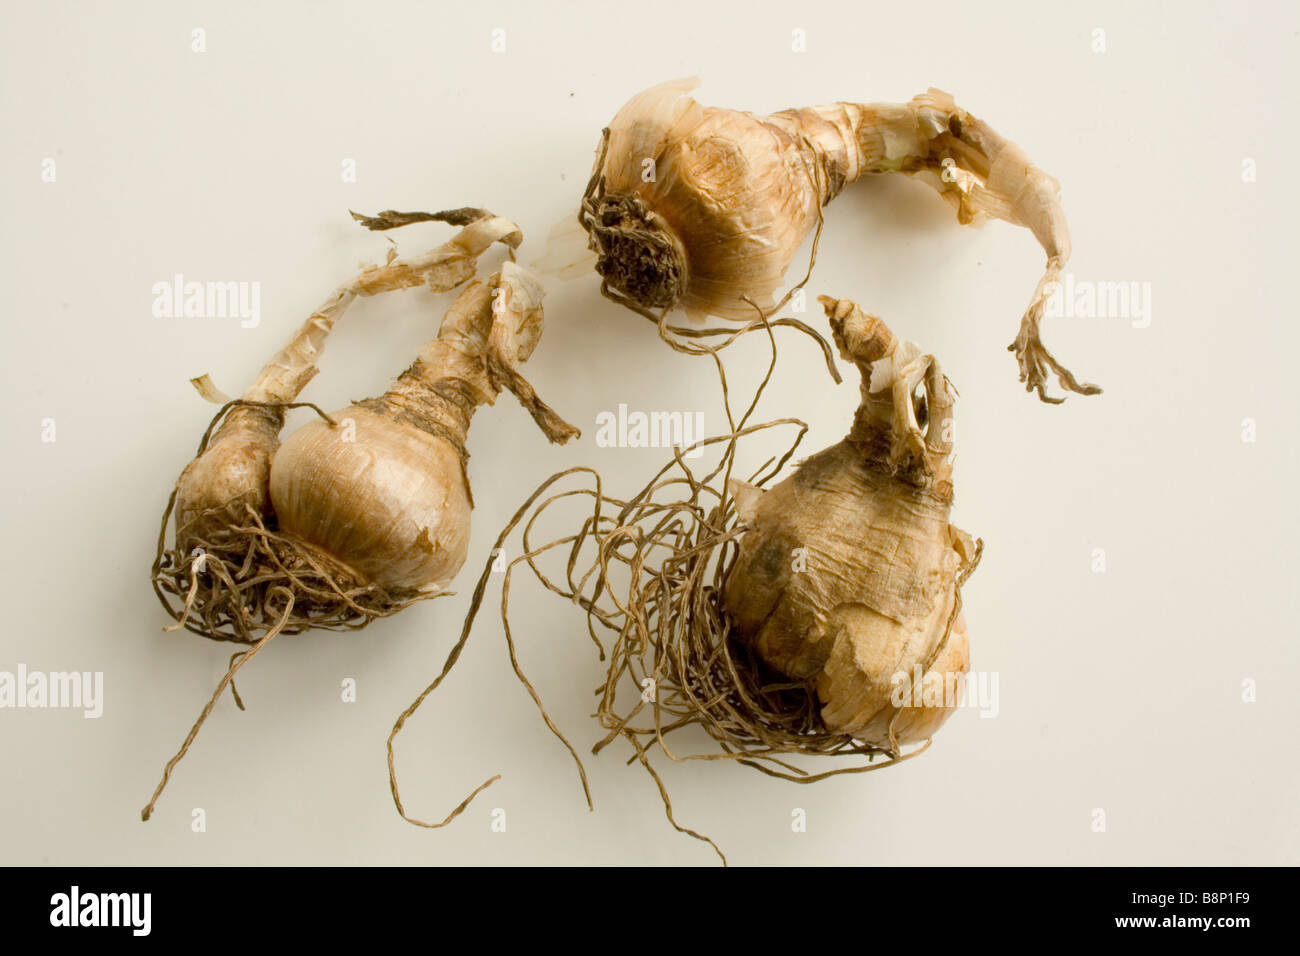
(141, 588, 293, 821)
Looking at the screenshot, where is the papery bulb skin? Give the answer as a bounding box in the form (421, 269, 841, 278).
(265, 267, 574, 598)
(588, 79, 822, 321)
(723, 442, 972, 745)
(173, 405, 284, 549)
(820, 605, 970, 745)
(268, 407, 472, 593)
(266, 281, 496, 596)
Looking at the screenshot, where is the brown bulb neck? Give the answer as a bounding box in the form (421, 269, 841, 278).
(352, 278, 504, 462)
(356, 354, 493, 466)
(845, 415, 952, 502)
(581, 191, 689, 312)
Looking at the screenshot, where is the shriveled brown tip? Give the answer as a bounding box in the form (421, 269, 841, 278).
(189, 373, 233, 404)
(546, 421, 582, 445)
(485, 354, 582, 446)
(820, 296, 894, 365)
(350, 207, 493, 231)
(817, 295, 853, 322)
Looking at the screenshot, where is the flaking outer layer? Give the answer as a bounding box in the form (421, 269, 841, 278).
(723, 439, 973, 744)
(269, 406, 472, 593)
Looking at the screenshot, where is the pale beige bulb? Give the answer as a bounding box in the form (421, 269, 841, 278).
(269, 407, 472, 592)
(268, 264, 576, 596)
(724, 297, 978, 746)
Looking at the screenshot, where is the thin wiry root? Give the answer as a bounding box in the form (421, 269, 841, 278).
(141, 589, 293, 821)
(385, 471, 598, 832)
(152, 500, 436, 644)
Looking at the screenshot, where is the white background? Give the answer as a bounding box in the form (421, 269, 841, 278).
(1, 0, 1296, 866)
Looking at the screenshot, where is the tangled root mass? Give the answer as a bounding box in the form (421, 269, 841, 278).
(152, 401, 438, 645)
